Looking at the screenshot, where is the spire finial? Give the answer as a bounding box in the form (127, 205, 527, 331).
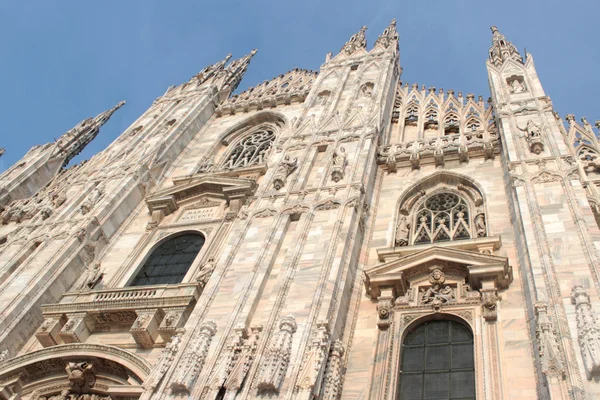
(340, 26, 368, 56)
(56, 101, 125, 166)
(374, 19, 399, 50)
(488, 25, 523, 67)
(220, 49, 258, 95)
(190, 53, 235, 86)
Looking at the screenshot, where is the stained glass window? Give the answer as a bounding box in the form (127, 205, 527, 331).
(399, 320, 475, 400)
(130, 233, 205, 286)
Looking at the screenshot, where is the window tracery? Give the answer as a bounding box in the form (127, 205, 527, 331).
(221, 129, 275, 170)
(413, 192, 472, 245)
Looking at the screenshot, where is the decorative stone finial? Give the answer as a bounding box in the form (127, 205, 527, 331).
(374, 19, 398, 49)
(489, 25, 523, 67)
(340, 26, 368, 56)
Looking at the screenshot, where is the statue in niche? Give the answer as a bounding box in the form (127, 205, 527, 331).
(331, 147, 347, 183)
(475, 210, 486, 237)
(518, 120, 544, 154)
(196, 257, 216, 288)
(394, 215, 410, 247)
(317, 91, 329, 106)
(332, 147, 347, 167)
(525, 120, 541, 139)
(360, 83, 373, 98)
(509, 77, 526, 93)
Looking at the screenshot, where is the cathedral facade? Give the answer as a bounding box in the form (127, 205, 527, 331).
(0, 21, 599, 400)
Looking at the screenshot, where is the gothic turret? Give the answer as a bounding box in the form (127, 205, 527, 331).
(488, 25, 523, 67)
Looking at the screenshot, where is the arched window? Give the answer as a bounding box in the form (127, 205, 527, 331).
(222, 129, 275, 170)
(130, 233, 205, 286)
(413, 192, 472, 244)
(399, 320, 475, 400)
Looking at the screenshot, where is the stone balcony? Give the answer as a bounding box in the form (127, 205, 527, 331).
(36, 283, 201, 349)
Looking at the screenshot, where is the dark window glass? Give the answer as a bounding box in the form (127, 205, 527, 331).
(130, 234, 205, 286)
(399, 320, 475, 400)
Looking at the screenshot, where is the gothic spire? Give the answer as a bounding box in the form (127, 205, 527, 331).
(55, 100, 125, 166)
(374, 19, 398, 50)
(488, 26, 523, 67)
(220, 49, 258, 96)
(190, 53, 233, 86)
(340, 26, 367, 56)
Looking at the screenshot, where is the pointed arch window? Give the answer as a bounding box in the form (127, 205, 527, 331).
(399, 320, 475, 400)
(444, 114, 460, 134)
(222, 129, 275, 170)
(130, 233, 205, 286)
(413, 192, 472, 245)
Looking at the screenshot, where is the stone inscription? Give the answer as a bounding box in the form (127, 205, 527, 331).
(179, 207, 218, 222)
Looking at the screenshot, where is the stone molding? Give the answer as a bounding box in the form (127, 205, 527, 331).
(364, 245, 511, 300)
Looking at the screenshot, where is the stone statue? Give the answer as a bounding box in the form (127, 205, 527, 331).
(81, 185, 104, 215)
(332, 147, 347, 168)
(361, 83, 373, 98)
(525, 120, 541, 139)
(421, 285, 455, 305)
(510, 78, 526, 93)
(394, 215, 410, 247)
(475, 211, 486, 237)
(0, 349, 9, 361)
(81, 262, 103, 290)
(196, 257, 216, 287)
(272, 155, 298, 190)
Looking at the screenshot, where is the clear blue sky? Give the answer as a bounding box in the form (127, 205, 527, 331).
(1, 0, 599, 170)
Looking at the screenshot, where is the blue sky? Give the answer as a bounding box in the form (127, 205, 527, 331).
(1, 0, 599, 170)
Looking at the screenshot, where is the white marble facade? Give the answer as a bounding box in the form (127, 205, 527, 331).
(0, 22, 599, 400)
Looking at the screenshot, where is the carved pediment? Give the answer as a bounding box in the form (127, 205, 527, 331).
(364, 246, 511, 299)
(145, 176, 257, 215)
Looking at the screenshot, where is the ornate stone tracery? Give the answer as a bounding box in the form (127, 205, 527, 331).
(222, 129, 275, 170)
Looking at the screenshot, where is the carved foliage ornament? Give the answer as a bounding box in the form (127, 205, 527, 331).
(571, 286, 600, 379)
(170, 320, 217, 393)
(257, 315, 297, 394)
